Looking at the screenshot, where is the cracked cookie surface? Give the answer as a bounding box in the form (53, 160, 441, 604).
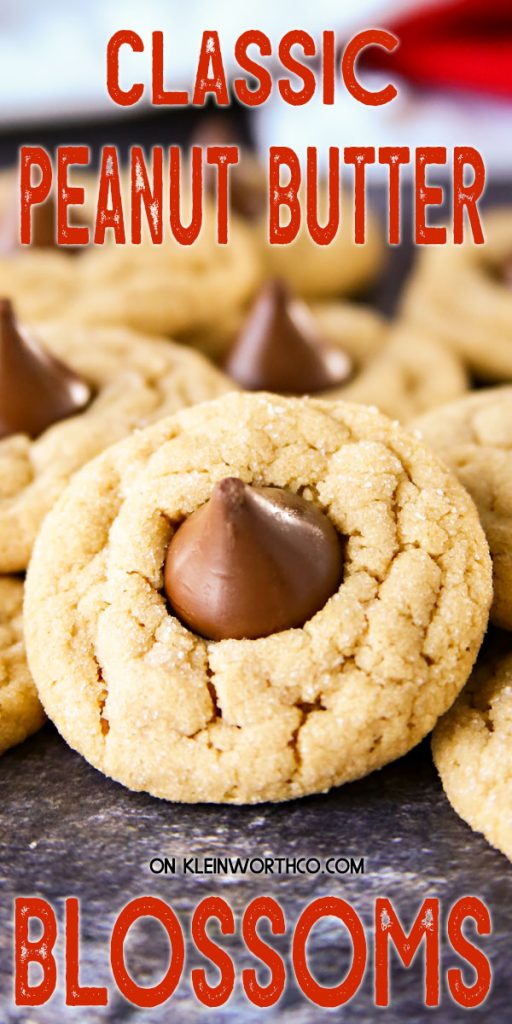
(402, 209, 512, 380)
(0, 577, 44, 755)
(0, 209, 262, 352)
(413, 387, 512, 629)
(0, 322, 233, 572)
(24, 392, 492, 803)
(330, 322, 467, 421)
(432, 643, 512, 861)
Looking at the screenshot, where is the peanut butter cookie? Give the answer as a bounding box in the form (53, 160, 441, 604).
(0, 577, 44, 755)
(413, 387, 512, 629)
(221, 280, 468, 421)
(25, 393, 491, 803)
(402, 209, 512, 380)
(0, 314, 232, 572)
(433, 643, 512, 861)
(0, 192, 262, 355)
(258, 190, 383, 300)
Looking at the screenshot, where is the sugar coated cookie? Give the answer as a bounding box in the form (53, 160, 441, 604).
(433, 643, 512, 861)
(413, 387, 512, 629)
(25, 393, 492, 803)
(402, 209, 512, 380)
(0, 577, 44, 755)
(0, 311, 232, 571)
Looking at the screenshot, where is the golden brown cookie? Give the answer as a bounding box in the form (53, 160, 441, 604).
(0, 250, 78, 321)
(0, 173, 262, 352)
(432, 642, 512, 861)
(258, 190, 383, 299)
(219, 289, 468, 422)
(68, 211, 262, 345)
(326, 322, 468, 421)
(412, 387, 512, 629)
(0, 576, 44, 755)
(25, 393, 492, 804)
(402, 209, 512, 380)
(0, 321, 233, 572)
(0, 167, 98, 319)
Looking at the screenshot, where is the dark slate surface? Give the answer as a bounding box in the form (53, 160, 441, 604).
(0, 117, 511, 1021)
(0, 726, 511, 1022)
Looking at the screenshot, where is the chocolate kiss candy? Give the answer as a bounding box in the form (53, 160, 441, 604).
(0, 300, 92, 439)
(225, 280, 353, 393)
(164, 477, 343, 641)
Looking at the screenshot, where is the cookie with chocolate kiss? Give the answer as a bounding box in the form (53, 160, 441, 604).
(0, 319, 233, 573)
(23, 391, 492, 804)
(164, 477, 343, 640)
(225, 279, 353, 393)
(0, 299, 91, 439)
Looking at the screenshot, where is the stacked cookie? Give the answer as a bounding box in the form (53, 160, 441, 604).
(403, 213, 512, 861)
(412, 390, 512, 860)
(0, 169, 468, 421)
(0, 166, 506, 852)
(402, 209, 512, 382)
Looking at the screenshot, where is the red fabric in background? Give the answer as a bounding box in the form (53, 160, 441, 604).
(363, 0, 512, 98)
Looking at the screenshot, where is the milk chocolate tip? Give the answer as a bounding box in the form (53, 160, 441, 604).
(0, 300, 92, 440)
(164, 477, 343, 641)
(225, 279, 354, 394)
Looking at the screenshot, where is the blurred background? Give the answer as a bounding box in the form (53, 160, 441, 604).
(0, 0, 511, 174)
(0, 0, 510, 313)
